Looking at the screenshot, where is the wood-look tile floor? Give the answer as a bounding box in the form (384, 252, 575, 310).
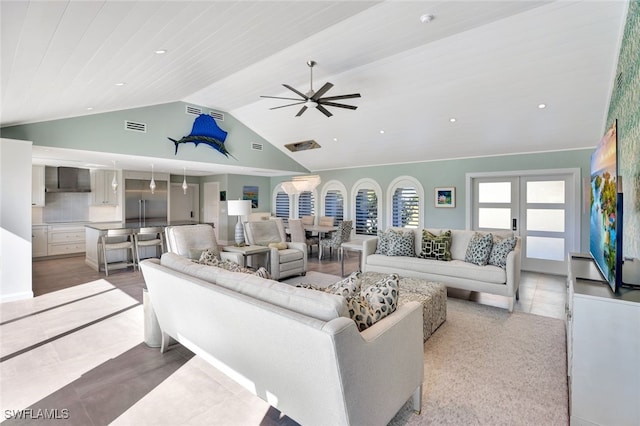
(0, 253, 566, 425)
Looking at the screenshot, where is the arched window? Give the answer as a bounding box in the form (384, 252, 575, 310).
(351, 179, 382, 236)
(387, 176, 424, 228)
(297, 191, 315, 218)
(325, 190, 344, 223)
(273, 184, 290, 219)
(321, 180, 347, 224)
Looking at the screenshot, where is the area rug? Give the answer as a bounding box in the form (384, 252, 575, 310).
(283, 273, 568, 424)
(390, 298, 568, 425)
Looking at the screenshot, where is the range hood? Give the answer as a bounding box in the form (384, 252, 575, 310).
(45, 166, 91, 192)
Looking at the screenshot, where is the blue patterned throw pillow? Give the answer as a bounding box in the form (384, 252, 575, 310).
(489, 236, 517, 268)
(375, 230, 390, 254)
(386, 229, 415, 257)
(464, 232, 493, 266)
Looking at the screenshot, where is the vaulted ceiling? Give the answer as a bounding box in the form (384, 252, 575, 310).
(0, 1, 629, 174)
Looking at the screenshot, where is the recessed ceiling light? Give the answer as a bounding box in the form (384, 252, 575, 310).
(379, 130, 385, 134)
(538, 103, 547, 109)
(155, 49, 167, 55)
(449, 118, 457, 123)
(333, 137, 338, 142)
(420, 14, 434, 23)
(86, 107, 93, 111)
(115, 82, 126, 86)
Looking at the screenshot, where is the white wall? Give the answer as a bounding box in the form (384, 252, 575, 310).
(0, 138, 33, 302)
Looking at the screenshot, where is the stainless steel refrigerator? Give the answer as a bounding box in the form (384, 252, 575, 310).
(125, 179, 168, 225)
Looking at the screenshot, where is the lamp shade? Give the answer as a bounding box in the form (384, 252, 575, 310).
(227, 199, 251, 216)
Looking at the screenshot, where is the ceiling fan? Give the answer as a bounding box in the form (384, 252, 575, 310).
(261, 60, 361, 117)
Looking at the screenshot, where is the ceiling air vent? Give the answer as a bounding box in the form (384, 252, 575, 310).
(285, 140, 321, 152)
(186, 105, 203, 115)
(209, 111, 224, 121)
(251, 142, 264, 151)
(124, 120, 147, 133)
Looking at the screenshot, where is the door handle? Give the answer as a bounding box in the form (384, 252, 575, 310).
(512, 218, 517, 231)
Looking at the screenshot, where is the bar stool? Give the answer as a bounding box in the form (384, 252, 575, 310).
(100, 229, 137, 276)
(134, 227, 165, 265)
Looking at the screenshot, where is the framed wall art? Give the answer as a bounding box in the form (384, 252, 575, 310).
(243, 185, 259, 208)
(435, 187, 455, 208)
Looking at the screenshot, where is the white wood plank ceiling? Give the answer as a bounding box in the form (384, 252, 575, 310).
(0, 1, 629, 174)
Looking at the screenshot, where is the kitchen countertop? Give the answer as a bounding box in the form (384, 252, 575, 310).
(85, 220, 203, 231)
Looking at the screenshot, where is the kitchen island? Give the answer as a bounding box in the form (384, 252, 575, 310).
(85, 221, 202, 272)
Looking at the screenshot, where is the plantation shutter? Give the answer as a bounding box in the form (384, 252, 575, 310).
(392, 187, 419, 228)
(324, 190, 344, 224)
(355, 189, 378, 235)
(275, 191, 289, 219)
(297, 191, 315, 217)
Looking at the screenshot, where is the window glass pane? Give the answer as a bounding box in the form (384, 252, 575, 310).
(324, 190, 344, 223)
(297, 191, 315, 217)
(478, 208, 511, 229)
(527, 181, 565, 204)
(392, 187, 419, 228)
(355, 189, 377, 235)
(275, 191, 289, 219)
(478, 182, 511, 203)
(527, 209, 565, 232)
(527, 236, 565, 261)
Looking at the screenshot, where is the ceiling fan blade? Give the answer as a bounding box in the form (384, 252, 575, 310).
(283, 84, 308, 100)
(261, 95, 305, 101)
(269, 101, 306, 110)
(318, 93, 361, 101)
(317, 101, 358, 110)
(315, 104, 333, 117)
(295, 106, 308, 117)
(311, 82, 333, 100)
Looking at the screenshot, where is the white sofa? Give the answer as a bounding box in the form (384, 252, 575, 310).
(140, 253, 424, 426)
(363, 228, 521, 312)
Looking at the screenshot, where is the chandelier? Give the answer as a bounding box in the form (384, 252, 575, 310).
(281, 175, 321, 195)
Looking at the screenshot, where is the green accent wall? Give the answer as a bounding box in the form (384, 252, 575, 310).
(606, 0, 640, 260)
(0, 101, 308, 174)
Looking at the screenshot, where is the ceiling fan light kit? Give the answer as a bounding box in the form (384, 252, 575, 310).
(261, 60, 361, 117)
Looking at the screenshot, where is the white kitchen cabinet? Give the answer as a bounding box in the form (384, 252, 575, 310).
(92, 169, 119, 205)
(32, 225, 48, 257)
(47, 225, 86, 256)
(32, 165, 45, 206)
(567, 254, 640, 425)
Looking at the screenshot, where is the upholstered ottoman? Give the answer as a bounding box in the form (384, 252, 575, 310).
(361, 272, 447, 341)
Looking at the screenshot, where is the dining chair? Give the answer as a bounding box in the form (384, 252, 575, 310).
(319, 220, 352, 260)
(301, 215, 315, 225)
(99, 228, 137, 276)
(289, 219, 319, 255)
(319, 216, 335, 227)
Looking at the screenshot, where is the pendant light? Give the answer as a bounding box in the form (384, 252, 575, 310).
(150, 164, 156, 194)
(111, 160, 118, 193)
(182, 167, 188, 195)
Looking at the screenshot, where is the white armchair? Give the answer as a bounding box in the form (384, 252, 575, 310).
(243, 219, 307, 280)
(164, 224, 243, 265)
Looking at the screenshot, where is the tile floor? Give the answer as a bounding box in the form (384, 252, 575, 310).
(0, 254, 566, 424)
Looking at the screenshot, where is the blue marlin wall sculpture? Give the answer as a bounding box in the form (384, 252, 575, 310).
(168, 114, 236, 159)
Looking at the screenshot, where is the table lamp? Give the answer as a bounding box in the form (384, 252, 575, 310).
(227, 199, 251, 246)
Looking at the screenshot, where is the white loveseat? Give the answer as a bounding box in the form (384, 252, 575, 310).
(140, 253, 424, 426)
(363, 228, 521, 312)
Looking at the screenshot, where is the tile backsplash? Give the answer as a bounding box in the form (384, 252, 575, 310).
(43, 193, 90, 222)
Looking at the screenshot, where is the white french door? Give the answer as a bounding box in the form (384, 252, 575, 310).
(469, 169, 580, 275)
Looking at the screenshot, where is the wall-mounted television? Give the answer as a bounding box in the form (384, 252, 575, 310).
(589, 120, 623, 293)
